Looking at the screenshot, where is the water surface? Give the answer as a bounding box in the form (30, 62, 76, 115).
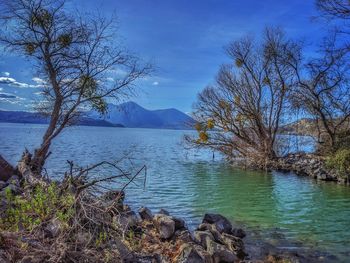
(0, 123, 349, 261)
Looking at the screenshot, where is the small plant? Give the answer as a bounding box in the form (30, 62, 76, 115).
(326, 148, 350, 178)
(1, 183, 75, 232)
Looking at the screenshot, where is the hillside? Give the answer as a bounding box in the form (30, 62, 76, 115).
(0, 110, 123, 127)
(89, 101, 195, 129)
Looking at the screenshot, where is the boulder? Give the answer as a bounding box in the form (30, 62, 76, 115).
(172, 216, 186, 230)
(206, 239, 238, 263)
(139, 206, 153, 221)
(119, 210, 139, 229)
(175, 229, 193, 243)
(153, 214, 175, 239)
(175, 243, 212, 263)
(159, 208, 170, 215)
(221, 233, 246, 259)
(193, 230, 214, 249)
(0, 155, 15, 182)
(231, 228, 246, 239)
(197, 223, 224, 244)
(202, 213, 232, 234)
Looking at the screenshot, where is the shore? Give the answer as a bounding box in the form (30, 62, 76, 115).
(0, 170, 341, 263)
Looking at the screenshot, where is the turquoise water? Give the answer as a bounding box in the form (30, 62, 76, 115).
(0, 123, 349, 261)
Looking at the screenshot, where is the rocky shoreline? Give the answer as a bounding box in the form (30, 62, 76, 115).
(272, 153, 349, 185)
(0, 169, 315, 263)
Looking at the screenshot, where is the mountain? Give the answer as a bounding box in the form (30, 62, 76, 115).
(89, 101, 195, 129)
(0, 110, 123, 127)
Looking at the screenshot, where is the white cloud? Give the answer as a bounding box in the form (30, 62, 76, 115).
(0, 88, 2, 91)
(0, 76, 44, 88)
(152, 81, 159, 86)
(32, 77, 46, 84)
(107, 77, 114, 82)
(2, 72, 10, 77)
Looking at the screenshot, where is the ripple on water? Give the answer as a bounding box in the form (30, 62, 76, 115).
(1, 123, 350, 261)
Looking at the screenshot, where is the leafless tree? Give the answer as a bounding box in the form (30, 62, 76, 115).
(290, 36, 350, 152)
(0, 0, 151, 174)
(317, 0, 350, 21)
(186, 28, 299, 164)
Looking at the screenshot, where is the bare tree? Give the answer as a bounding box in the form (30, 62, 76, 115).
(0, 0, 151, 174)
(317, 0, 350, 20)
(290, 37, 350, 152)
(186, 28, 299, 164)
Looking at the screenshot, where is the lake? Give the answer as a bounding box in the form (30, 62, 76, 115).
(0, 123, 349, 262)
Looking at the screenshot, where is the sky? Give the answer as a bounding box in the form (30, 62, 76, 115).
(0, 0, 325, 113)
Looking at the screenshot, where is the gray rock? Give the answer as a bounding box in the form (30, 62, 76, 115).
(176, 243, 212, 263)
(172, 216, 186, 230)
(159, 208, 170, 215)
(222, 233, 246, 259)
(139, 206, 153, 221)
(202, 213, 232, 234)
(175, 229, 193, 243)
(119, 210, 139, 229)
(193, 231, 214, 249)
(153, 214, 175, 239)
(197, 223, 225, 244)
(231, 228, 246, 239)
(206, 239, 238, 263)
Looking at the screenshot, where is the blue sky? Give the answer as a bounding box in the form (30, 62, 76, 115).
(0, 0, 324, 113)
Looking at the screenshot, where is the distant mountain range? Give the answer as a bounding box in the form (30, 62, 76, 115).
(0, 110, 123, 127)
(0, 101, 195, 130)
(88, 101, 195, 129)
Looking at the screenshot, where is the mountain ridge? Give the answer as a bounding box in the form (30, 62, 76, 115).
(0, 101, 195, 130)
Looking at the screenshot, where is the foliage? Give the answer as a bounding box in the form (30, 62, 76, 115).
(1, 183, 74, 232)
(326, 148, 350, 177)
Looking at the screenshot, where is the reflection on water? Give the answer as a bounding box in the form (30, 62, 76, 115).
(0, 123, 349, 261)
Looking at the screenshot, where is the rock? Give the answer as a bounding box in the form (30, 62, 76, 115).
(119, 210, 139, 229)
(193, 230, 214, 249)
(139, 206, 153, 221)
(172, 216, 186, 230)
(44, 218, 62, 238)
(153, 214, 175, 239)
(197, 223, 224, 244)
(0, 155, 15, 182)
(175, 229, 193, 243)
(202, 213, 232, 234)
(221, 233, 246, 259)
(231, 228, 246, 239)
(159, 208, 170, 215)
(206, 239, 238, 263)
(175, 243, 212, 263)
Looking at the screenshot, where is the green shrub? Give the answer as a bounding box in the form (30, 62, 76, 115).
(326, 148, 350, 178)
(1, 183, 75, 232)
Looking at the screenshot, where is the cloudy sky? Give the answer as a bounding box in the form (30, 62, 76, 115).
(0, 0, 324, 113)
